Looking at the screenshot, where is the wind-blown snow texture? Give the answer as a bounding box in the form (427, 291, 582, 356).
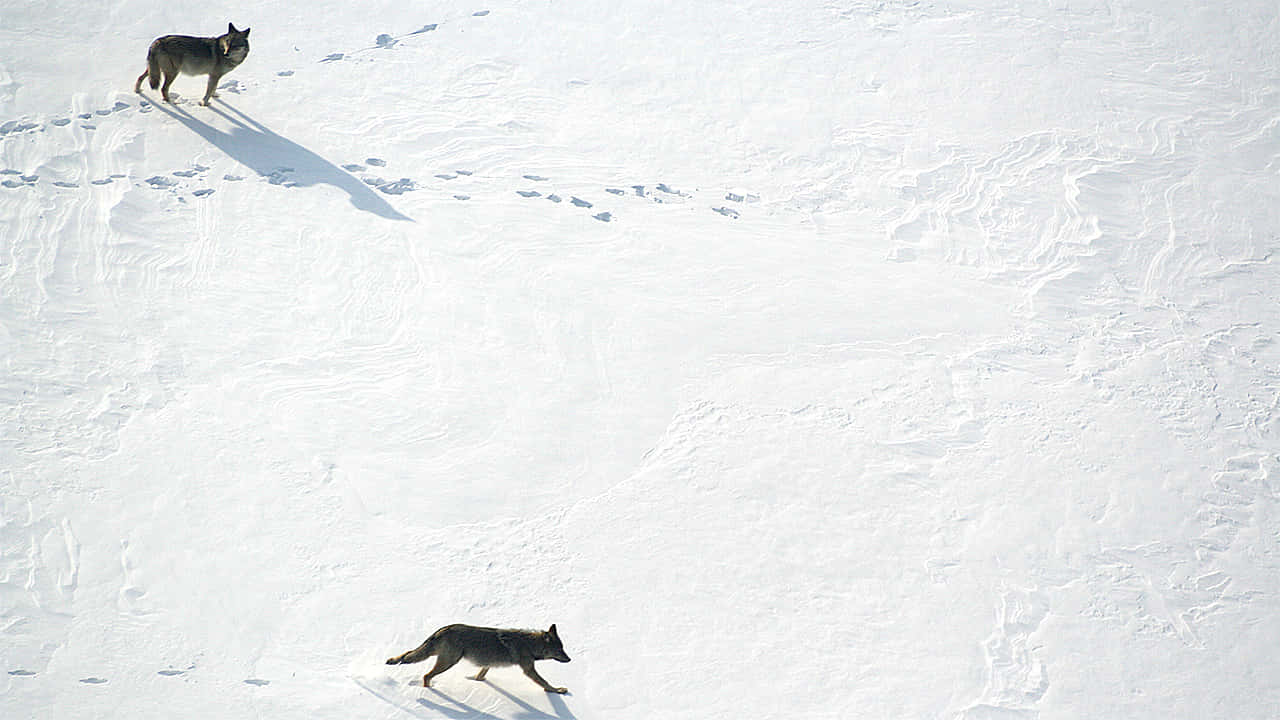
(3, 1, 1279, 718)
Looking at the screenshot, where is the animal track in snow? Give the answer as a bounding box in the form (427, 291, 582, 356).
(0, 100, 135, 138)
(9, 669, 36, 676)
(244, 678, 271, 686)
(376, 178, 417, 195)
(80, 677, 109, 685)
(311, 11, 490, 64)
(610, 181, 760, 220)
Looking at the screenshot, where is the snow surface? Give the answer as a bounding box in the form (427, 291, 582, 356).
(3, 1, 1279, 718)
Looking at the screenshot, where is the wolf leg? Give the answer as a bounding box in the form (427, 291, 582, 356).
(519, 659, 567, 694)
(160, 72, 176, 103)
(469, 667, 489, 681)
(423, 648, 463, 687)
(201, 74, 221, 106)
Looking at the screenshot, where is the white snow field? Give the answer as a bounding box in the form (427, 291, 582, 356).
(3, 0, 1279, 718)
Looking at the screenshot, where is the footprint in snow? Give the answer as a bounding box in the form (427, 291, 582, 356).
(9, 670, 36, 677)
(376, 34, 398, 49)
(517, 190, 541, 198)
(366, 157, 387, 167)
(244, 678, 270, 686)
(266, 167, 296, 186)
(0, 119, 42, 135)
(80, 677, 108, 685)
(1, 173, 37, 188)
(473, 10, 490, 16)
(569, 197, 592, 208)
(412, 24, 438, 35)
(377, 178, 417, 195)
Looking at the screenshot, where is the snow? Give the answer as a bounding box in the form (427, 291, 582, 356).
(2, 1, 1279, 718)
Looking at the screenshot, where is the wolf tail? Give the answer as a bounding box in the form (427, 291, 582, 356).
(145, 42, 161, 89)
(386, 635, 438, 665)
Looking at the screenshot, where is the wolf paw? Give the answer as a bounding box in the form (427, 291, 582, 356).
(547, 687, 568, 694)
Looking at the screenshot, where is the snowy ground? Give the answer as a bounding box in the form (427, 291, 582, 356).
(3, 1, 1279, 718)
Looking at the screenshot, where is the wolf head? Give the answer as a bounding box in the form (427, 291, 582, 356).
(539, 624, 571, 663)
(219, 23, 251, 63)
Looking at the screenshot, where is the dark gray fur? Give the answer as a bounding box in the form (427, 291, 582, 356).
(386, 623, 571, 693)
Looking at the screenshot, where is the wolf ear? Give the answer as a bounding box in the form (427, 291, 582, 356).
(244, 27, 250, 36)
(228, 23, 238, 33)
(548, 624, 558, 636)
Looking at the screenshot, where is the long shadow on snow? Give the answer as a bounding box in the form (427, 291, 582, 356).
(149, 98, 412, 221)
(352, 671, 575, 720)
(483, 680, 577, 720)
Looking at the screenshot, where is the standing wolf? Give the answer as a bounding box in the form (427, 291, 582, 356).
(386, 623, 571, 693)
(134, 23, 251, 106)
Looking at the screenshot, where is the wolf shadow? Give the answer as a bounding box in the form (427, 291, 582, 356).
(148, 98, 411, 221)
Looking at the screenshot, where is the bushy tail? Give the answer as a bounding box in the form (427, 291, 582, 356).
(386, 637, 437, 665)
(146, 46, 160, 89)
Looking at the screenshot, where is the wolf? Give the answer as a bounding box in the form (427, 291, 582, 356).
(134, 23, 251, 106)
(386, 623, 571, 693)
